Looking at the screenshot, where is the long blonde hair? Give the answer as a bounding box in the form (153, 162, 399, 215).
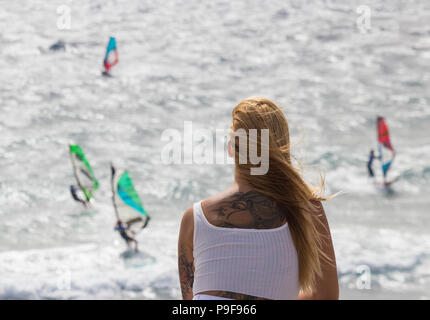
(231, 97, 331, 291)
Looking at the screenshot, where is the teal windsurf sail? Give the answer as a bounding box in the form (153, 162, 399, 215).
(103, 37, 118, 73)
(111, 165, 150, 236)
(69, 145, 99, 201)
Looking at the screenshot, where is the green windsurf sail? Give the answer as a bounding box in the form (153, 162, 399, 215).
(111, 164, 150, 236)
(69, 145, 99, 201)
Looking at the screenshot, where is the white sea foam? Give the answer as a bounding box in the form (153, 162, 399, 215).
(0, 243, 176, 299)
(0, 0, 429, 299)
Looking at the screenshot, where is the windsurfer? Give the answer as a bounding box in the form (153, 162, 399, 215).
(70, 185, 89, 207)
(115, 220, 139, 252)
(367, 149, 381, 178)
(102, 37, 118, 76)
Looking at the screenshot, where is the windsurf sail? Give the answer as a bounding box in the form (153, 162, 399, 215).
(69, 145, 99, 201)
(377, 116, 395, 177)
(103, 37, 118, 72)
(111, 165, 150, 237)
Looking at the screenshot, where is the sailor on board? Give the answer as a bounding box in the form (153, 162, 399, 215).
(70, 185, 89, 207)
(115, 220, 139, 252)
(367, 149, 379, 177)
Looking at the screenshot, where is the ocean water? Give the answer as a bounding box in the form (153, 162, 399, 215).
(0, 0, 429, 299)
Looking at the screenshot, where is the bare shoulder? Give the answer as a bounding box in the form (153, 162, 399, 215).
(179, 207, 194, 247)
(309, 200, 329, 226)
(309, 200, 335, 249)
(181, 206, 194, 227)
(201, 190, 287, 229)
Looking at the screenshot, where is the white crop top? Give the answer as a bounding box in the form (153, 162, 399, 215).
(192, 201, 299, 300)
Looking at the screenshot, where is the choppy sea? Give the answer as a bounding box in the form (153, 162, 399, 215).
(0, 0, 429, 299)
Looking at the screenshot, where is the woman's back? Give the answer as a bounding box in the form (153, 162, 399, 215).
(201, 189, 287, 230)
(178, 97, 338, 300)
(192, 188, 299, 300)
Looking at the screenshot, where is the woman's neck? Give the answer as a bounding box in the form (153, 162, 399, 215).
(233, 170, 254, 193)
